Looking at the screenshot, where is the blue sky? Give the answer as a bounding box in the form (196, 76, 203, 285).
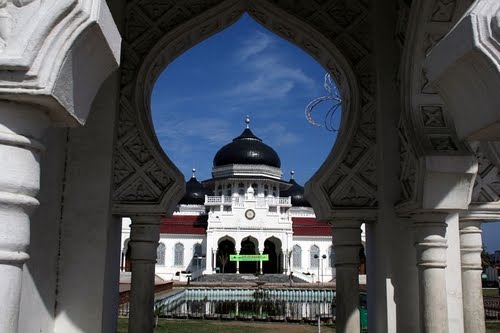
(151, 14, 499, 252)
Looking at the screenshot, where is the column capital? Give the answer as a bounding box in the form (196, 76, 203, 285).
(129, 215, 161, 262)
(460, 210, 500, 222)
(459, 222, 483, 271)
(412, 217, 448, 269)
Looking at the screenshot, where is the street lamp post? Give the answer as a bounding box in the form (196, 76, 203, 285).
(314, 254, 320, 283)
(321, 254, 327, 283)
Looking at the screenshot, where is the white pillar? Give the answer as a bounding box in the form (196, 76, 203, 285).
(259, 251, 264, 274)
(236, 251, 240, 274)
(459, 219, 485, 333)
(413, 214, 449, 333)
(128, 215, 161, 333)
(331, 220, 362, 333)
(205, 246, 213, 274)
(213, 249, 217, 273)
(0, 101, 48, 333)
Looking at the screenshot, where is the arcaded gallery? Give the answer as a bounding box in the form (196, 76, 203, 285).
(1, 1, 499, 333)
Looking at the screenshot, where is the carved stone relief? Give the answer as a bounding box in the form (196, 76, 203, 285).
(398, 118, 417, 203)
(113, 0, 378, 214)
(398, 0, 475, 209)
(470, 141, 500, 204)
(259, 0, 377, 209)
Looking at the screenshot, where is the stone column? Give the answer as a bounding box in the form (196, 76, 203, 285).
(0, 101, 48, 333)
(331, 220, 362, 333)
(413, 214, 449, 333)
(128, 215, 161, 333)
(213, 249, 217, 273)
(259, 251, 264, 274)
(236, 251, 240, 274)
(459, 218, 485, 333)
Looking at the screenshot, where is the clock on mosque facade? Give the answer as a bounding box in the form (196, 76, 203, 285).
(244, 209, 255, 220)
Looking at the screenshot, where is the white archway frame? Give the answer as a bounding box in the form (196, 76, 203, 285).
(113, 0, 373, 218)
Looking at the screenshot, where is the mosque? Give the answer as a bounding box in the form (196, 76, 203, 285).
(120, 117, 363, 282)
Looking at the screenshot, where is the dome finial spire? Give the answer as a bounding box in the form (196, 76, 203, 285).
(245, 115, 250, 129)
(290, 170, 295, 180)
(192, 168, 196, 178)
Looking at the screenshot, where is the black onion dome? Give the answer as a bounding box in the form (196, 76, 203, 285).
(281, 179, 311, 207)
(213, 128, 281, 168)
(179, 176, 206, 205)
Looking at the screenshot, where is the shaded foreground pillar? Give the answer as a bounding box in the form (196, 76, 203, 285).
(128, 216, 161, 333)
(459, 217, 485, 333)
(413, 214, 449, 333)
(0, 102, 48, 332)
(331, 220, 362, 333)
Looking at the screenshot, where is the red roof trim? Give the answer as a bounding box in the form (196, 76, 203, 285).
(292, 217, 331, 236)
(160, 215, 207, 234)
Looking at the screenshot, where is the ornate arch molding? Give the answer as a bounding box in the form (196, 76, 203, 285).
(0, 0, 120, 125)
(425, 0, 500, 140)
(112, 0, 377, 218)
(398, 0, 478, 213)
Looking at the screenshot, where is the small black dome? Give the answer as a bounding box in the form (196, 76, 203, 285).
(281, 178, 311, 207)
(179, 176, 207, 205)
(213, 128, 281, 168)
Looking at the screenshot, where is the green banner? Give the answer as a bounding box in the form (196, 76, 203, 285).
(229, 254, 269, 262)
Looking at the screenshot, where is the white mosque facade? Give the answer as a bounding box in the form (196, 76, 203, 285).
(120, 119, 364, 282)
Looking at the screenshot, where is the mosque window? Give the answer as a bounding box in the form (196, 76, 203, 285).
(227, 190, 232, 196)
(193, 243, 202, 257)
(293, 245, 302, 268)
(156, 243, 166, 266)
(310, 245, 320, 268)
(227, 184, 232, 189)
(174, 243, 184, 266)
(329, 246, 335, 268)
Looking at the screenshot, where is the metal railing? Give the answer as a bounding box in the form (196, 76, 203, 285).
(484, 296, 500, 319)
(205, 196, 291, 207)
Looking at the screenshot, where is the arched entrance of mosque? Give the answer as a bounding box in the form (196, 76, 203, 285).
(239, 236, 259, 274)
(110, 0, 494, 332)
(216, 238, 236, 273)
(263, 237, 282, 274)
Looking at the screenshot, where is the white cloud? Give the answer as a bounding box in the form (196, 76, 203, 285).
(235, 31, 273, 62)
(228, 32, 316, 101)
(262, 122, 301, 147)
(155, 117, 234, 148)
